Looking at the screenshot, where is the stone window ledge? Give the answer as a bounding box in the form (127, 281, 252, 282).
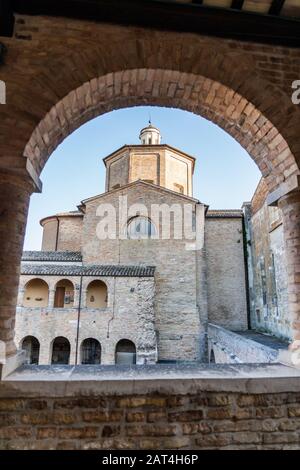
(1, 363, 300, 397)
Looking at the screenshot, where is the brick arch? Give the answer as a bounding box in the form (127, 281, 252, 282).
(22, 278, 50, 309)
(53, 278, 75, 290)
(20, 334, 40, 347)
(23, 277, 50, 290)
(20, 335, 40, 365)
(1, 18, 299, 191)
(2, 19, 300, 360)
(24, 68, 298, 193)
(50, 336, 71, 365)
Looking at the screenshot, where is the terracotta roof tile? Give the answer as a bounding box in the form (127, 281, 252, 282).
(22, 251, 82, 262)
(21, 263, 155, 277)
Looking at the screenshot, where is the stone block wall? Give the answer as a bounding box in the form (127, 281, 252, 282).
(0, 389, 300, 449)
(244, 180, 290, 341)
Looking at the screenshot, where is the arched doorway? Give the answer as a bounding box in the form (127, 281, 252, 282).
(80, 338, 101, 364)
(22, 279, 49, 308)
(21, 336, 40, 365)
(86, 280, 108, 308)
(51, 337, 71, 365)
(54, 280, 74, 308)
(115, 339, 136, 365)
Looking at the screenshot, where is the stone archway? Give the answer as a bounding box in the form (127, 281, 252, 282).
(0, 15, 300, 368)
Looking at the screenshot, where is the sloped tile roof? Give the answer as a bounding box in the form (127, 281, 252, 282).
(20, 264, 156, 277)
(206, 210, 243, 218)
(22, 251, 82, 262)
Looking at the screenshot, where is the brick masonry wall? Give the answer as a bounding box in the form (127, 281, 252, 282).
(0, 391, 300, 449)
(41, 220, 58, 251)
(81, 182, 201, 361)
(105, 147, 193, 196)
(205, 217, 248, 331)
(57, 217, 83, 252)
(41, 216, 83, 252)
(17, 184, 251, 362)
(15, 275, 157, 365)
(1, 12, 300, 363)
(130, 153, 159, 185)
(107, 152, 130, 191)
(251, 179, 269, 216)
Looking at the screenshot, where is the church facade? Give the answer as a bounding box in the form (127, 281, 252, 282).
(15, 124, 255, 365)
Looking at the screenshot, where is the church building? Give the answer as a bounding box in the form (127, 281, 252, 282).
(15, 124, 250, 365)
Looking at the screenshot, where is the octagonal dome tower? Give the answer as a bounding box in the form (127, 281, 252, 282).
(103, 123, 195, 197)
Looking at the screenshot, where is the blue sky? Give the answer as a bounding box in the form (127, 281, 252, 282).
(24, 106, 261, 250)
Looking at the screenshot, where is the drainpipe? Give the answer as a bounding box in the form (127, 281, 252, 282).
(107, 235, 121, 339)
(75, 273, 83, 365)
(107, 276, 116, 339)
(242, 212, 251, 330)
(55, 216, 60, 251)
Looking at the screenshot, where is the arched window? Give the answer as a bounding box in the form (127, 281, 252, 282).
(210, 349, 216, 364)
(127, 216, 156, 239)
(23, 279, 49, 307)
(81, 338, 101, 364)
(22, 336, 40, 364)
(86, 280, 108, 308)
(54, 279, 74, 308)
(115, 339, 136, 365)
(51, 337, 70, 364)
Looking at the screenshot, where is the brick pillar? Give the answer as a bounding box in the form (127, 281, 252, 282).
(16, 287, 25, 307)
(0, 172, 33, 361)
(48, 289, 56, 309)
(278, 190, 300, 359)
(38, 340, 51, 365)
(74, 286, 85, 309)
